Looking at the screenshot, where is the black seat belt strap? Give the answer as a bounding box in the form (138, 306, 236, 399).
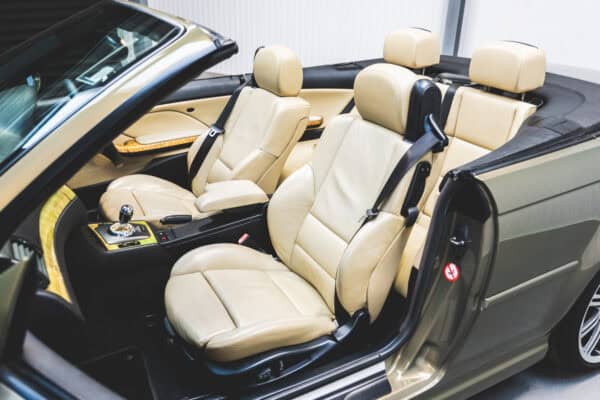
(360, 114, 447, 229)
(188, 77, 253, 185)
(440, 84, 458, 130)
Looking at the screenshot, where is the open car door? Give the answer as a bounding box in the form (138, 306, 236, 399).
(384, 133, 600, 398)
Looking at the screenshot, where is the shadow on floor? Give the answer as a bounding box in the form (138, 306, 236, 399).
(471, 358, 600, 399)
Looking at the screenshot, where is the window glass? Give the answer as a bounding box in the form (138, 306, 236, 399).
(0, 3, 179, 170)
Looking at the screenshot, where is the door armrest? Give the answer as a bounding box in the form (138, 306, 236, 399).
(195, 180, 268, 213)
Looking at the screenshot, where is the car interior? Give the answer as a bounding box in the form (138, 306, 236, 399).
(1, 26, 554, 399)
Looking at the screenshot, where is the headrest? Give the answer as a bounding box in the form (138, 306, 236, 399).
(383, 28, 440, 69)
(253, 45, 303, 97)
(469, 41, 546, 93)
(354, 63, 419, 134)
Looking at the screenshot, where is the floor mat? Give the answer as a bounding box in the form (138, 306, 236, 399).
(82, 347, 155, 399)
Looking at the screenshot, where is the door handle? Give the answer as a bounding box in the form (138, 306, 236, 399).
(307, 115, 323, 128)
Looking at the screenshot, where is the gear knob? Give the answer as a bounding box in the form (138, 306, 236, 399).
(119, 204, 134, 224)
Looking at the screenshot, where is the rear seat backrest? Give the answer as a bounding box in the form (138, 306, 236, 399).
(395, 41, 546, 296)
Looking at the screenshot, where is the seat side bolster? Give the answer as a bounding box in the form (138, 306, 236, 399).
(189, 133, 224, 196)
(268, 164, 316, 265)
(205, 315, 336, 363)
(337, 212, 404, 319)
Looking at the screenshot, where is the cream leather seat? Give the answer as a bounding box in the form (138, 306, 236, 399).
(384, 27, 440, 72)
(100, 46, 310, 224)
(164, 63, 440, 365)
(395, 41, 546, 295)
(279, 28, 440, 182)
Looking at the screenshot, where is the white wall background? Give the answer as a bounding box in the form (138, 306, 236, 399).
(147, 0, 600, 82)
(460, 0, 600, 82)
(147, 0, 446, 75)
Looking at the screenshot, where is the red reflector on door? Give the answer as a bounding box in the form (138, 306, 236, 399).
(444, 262, 460, 282)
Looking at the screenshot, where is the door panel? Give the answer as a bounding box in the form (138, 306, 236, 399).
(448, 137, 600, 371)
(299, 88, 353, 128)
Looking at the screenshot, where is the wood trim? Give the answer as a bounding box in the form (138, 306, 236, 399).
(39, 186, 75, 302)
(114, 135, 198, 154)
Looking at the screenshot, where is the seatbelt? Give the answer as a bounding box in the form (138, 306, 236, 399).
(188, 77, 253, 185)
(188, 47, 265, 186)
(360, 114, 447, 229)
(440, 84, 458, 130)
(340, 97, 355, 114)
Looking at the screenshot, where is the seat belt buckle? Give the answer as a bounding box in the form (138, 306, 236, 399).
(425, 114, 448, 153)
(207, 125, 224, 138)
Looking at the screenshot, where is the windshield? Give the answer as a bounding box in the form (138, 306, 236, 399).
(0, 2, 180, 172)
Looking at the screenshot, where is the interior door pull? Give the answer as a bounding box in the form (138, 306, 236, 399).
(307, 115, 323, 128)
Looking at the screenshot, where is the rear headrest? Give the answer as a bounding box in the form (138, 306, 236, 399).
(354, 63, 419, 134)
(469, 41, 546, 93)
(384, 28, 440, 69)
(253, 45, 303, 97)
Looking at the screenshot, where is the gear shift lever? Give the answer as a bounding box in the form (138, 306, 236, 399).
(109, 204, 135, 237)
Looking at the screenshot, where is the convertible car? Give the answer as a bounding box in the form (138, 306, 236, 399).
(1, 1, 600, 399)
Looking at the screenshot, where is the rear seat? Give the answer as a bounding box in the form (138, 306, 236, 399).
(395, 41, 546, 296)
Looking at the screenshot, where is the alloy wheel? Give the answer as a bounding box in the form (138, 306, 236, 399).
(578, 283, 600, 363)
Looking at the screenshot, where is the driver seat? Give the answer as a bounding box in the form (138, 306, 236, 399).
(164, 63, 441, 378)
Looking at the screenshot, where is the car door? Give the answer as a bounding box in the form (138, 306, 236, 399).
(68, 60, 375, 191)
(417, 135, 600, 397)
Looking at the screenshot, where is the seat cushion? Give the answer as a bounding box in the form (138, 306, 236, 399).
(164, 243, 336, 362)
(99, 174, 205, 224)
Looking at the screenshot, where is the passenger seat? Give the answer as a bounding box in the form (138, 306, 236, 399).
(100, 46, 310, 225)
(163, 63, 441, 367)
(395, 41, 546, 296)
(279, 27, 441, 182)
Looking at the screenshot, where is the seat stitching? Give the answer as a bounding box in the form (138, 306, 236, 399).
(202, 272, 238, 328)
(310, 116, 356, 197)
(264, 271, 305, 317)
(294, 242, 336, 280)
(307, 211, 348, 245)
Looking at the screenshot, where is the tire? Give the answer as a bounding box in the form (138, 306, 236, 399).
(550, 272, 600, 371)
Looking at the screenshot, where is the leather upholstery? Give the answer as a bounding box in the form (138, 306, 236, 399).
(195, 180, 268, 212)
(354, 64, 418, 134)
(100, 46, 309, 224)
(253, 45, 303, 97)
(394, 43, 543, 295)
(189, 85, 310, 195)
(165, 244, 336, 362)
(165, 63, 433, 361)
(383, 28, 440, 69)
(280, 28, 441, 183)
(469, 41, 546, 93)
(100, 174, 209, 223)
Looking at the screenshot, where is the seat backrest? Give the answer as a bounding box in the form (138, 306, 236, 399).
(188, 46, 311, 196)
(395, 41, 546, 296)
(267, 63, 440, 321)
